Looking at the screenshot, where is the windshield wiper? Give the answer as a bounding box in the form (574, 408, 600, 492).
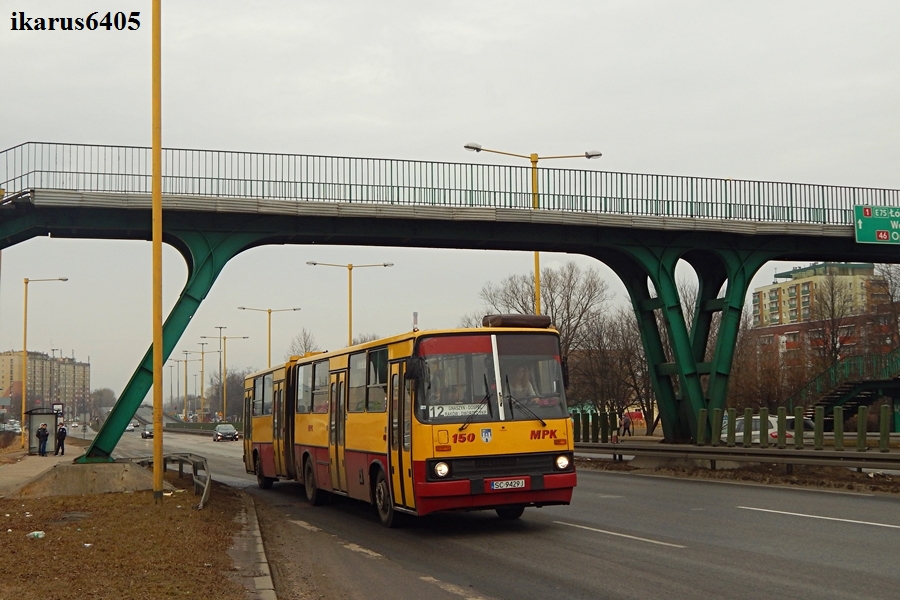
(505, 375, 546, 427)
(459, 375, 493, 431)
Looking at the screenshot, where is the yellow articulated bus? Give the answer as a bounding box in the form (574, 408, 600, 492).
(243, 314, 576, 527)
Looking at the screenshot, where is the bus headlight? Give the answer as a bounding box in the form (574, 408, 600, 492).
(555, 455, 570, 470)
(434, 462, 450, 478)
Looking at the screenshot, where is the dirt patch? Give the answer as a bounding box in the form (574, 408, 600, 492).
(0, 469, 251, 600)
(575, 456, 900, 494)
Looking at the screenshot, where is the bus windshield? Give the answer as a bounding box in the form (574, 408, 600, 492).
(416, 332, 567, 425)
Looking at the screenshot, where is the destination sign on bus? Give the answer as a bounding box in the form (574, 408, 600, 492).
(854, 205, 900, 245)
(427, 404, 488, 418)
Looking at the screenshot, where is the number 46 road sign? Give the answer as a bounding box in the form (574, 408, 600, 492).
(854, 205, 900, 244)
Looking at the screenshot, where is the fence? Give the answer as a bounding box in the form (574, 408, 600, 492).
(574, 405, 900, 471)
(4, 142, 900, 225)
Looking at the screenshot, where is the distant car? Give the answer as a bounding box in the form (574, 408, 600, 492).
(141, 424, 153, 439)
(721, 415, 793, 444)
(125, 423, 135, 432)
(213, 424, 239, 442)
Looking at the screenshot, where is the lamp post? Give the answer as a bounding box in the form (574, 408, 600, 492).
(202, 334, 247, 420)
(183, 345, 211, 418)
(306, 261, 393, 346)
(238, 306, 301, 368)
(463, 143, 601, 315)
(21, 277, 68, 449)
(50, 348, 60, 406)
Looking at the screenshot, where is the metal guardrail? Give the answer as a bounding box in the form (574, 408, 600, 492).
(134, 452, 211, 509)
(576, 442, 900, 471)
(3, 141, 900, 225)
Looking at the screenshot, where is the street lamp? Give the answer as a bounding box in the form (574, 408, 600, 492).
(306, 261, 393, 346)
(238, 306, 301, 368)
(21, 277, 68, 448)
(183, 344, 212, 419)
(202, 334, 247, 421)
(464, 143, 601, 315)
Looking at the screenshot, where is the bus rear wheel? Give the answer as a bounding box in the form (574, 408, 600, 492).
(496, 505, 525, 520)
(304, 459, 325, 506)
(255, 455, 274, 490)
(374, 470, 398, 528)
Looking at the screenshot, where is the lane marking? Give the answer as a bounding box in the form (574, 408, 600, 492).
(419, 576, 492, 600)
(343, 543, 382, 558)
(594, 494, 623, 498)
(631, 472, 874, 496)
(554, 521, 686, 548)
(288, 520, 321, 532)
(737, 506, 900, 529)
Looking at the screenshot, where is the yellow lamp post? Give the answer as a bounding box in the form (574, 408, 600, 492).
(463, 143, 601, 315)
(306, 261, 393, 346)
(183, 344, 210, 418)
(238, 306, 301, 368)
(21, 277, 68, 449)
(202, 334, 247, 421)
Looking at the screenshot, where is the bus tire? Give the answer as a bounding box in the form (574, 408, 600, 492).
(496, 505, 525, 520)
(255, 455, 274, 490)
(374, 470, 398, 528)
(304, 459, 325, 506)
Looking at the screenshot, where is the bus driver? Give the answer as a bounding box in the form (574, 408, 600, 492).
(508, 365, 536, 399)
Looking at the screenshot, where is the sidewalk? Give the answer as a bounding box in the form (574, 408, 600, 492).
(0, 448, 80, 498)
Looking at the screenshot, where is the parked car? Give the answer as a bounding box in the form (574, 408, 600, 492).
(721, 415, 793, 444)
(125, 423, 134, 432)
(212, 424, 239, 442)
(141, 424, 153, 439)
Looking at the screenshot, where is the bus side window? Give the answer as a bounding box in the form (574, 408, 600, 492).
(348, 353, 366, 412)
(312, 361, 329, 413)
(367, 348, 388, 412)
(263, 373, 274, 416)
(296, 364, 312, 414)
(253, 376, 264, 416)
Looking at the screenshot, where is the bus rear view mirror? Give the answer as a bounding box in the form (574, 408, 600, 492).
(405, 357, 424, 380)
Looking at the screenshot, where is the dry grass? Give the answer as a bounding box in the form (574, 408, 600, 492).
(0, 437, 250, 600)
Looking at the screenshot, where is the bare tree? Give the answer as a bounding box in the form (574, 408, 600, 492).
(285, 327, 321, 359)
(872, 263, 900, 347)
(811, 272, 855, 369)
(457, 311, 485, 328)
(352, 333, 380, 345)
(478, 262, 612, 358)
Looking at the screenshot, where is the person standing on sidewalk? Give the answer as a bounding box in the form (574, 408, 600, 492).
(54, 422, 68, 456)
(36, 423, 50, 456)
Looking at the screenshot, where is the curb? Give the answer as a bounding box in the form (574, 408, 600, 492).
(241, 494, 277, 600)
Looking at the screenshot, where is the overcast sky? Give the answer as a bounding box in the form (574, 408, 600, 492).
(2, 1, 899, 398)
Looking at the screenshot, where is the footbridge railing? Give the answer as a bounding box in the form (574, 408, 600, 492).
(3, 142, 899, 225)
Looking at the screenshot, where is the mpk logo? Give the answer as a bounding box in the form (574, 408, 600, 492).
(481, 428, 492, 443)
(529, 429, 557, 440)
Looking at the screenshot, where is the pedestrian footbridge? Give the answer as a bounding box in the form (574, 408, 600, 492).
(2, 141, 899, 456)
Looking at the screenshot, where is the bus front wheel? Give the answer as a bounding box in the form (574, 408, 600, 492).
(374, 471, 398, 528)
(496, 505, 525, 520)
(255, 455, 274, 490)
(304, 459, 325, 506)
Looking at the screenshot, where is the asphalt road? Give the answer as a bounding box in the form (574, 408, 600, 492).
(114, 431, 900, 600)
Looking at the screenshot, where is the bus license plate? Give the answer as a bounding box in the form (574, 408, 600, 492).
(490, 479, 525, 491)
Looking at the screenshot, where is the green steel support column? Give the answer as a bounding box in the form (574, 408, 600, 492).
(603, 242, 774, 443)
(78, 230, 268, 462)
(682, 249, 771, 440)
(601, 253, 688, 442)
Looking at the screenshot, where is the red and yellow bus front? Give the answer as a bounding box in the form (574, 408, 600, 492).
(405, 328, 576, 517)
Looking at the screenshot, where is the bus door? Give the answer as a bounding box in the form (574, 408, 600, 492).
(389, 362, 415, 509)
(329, 371, 348, 493)
(242, 386, 253, 473)
(272, 379, 286, 477)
